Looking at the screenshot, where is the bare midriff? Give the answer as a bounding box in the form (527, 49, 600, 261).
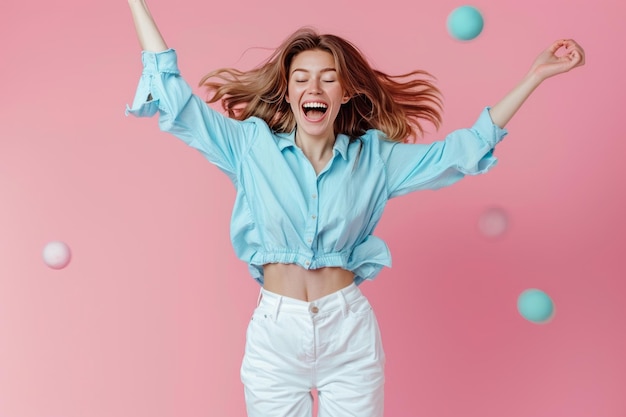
(262, 263, 355, 302)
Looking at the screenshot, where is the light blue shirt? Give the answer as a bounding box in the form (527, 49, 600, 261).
(126, 49, 508, 285)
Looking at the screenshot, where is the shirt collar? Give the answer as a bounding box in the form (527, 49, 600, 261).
(333, 134, 349, 161)
(276, 130, 350, 161)
(276, 130, 297, 151)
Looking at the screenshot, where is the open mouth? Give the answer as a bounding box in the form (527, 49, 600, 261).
(302, 102, 328, 121)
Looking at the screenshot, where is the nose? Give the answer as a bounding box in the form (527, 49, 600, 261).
(307, 79, 322, 94)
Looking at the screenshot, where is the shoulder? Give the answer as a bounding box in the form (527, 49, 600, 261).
(341, 129, 400, 166)
(242, 116, 292, 150)
(357, 129, 392, 146)
(358, 129, 401, 155)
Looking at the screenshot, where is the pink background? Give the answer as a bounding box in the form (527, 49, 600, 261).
(1, 0, 624, 416)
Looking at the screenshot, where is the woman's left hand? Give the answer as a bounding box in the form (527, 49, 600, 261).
(529, 39, 585, 81)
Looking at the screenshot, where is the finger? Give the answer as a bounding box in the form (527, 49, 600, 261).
(566, 39, 583, 51)
(566, 43, 585, 63)
(548, 39, 567, 54)
(562, 39, 585, 57)
(557, 50, 582, 71)
(558, 40, 586, 66)
(570, 50, 585, 67)
(573, 45, 586, 65)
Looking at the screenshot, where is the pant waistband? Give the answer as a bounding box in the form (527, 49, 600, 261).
(257, 283, 364, 318)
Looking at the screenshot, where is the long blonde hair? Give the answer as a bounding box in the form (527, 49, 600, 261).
(200, 28, 443, 142)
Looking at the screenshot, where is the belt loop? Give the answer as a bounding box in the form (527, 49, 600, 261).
(339, 286, 350, 318)
(272, 296, 282, 321)
(256, 288, 263, 307)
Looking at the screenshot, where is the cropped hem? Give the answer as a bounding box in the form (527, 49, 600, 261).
(247, 249, 391, 286)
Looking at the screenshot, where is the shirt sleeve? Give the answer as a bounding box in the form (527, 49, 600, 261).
(380, 107, 508, 198)
(125, 48, 258, 181)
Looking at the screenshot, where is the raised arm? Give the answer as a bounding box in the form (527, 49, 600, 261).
(125, 3, 259, 183)
(128, 0, 168, 52)
(489, 39, 585, 128)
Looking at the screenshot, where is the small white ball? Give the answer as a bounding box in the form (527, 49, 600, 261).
(43, 241, 72, 270)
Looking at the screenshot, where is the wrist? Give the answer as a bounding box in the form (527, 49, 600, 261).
(523, 70, 544, 88)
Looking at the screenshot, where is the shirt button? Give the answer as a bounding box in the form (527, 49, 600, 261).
(307, 238, 312, 243)
(312, 194, 317, 199)
(305, 261, 310, 266)
(311, 215, 317, 219)
(310, 305, 319, 314)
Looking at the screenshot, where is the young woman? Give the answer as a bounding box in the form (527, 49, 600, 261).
(126, 1, 585, 415)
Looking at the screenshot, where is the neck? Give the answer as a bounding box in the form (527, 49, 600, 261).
(295, 130, 336, 163)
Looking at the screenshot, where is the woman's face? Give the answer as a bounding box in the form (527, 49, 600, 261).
(285, 49, 350, 142)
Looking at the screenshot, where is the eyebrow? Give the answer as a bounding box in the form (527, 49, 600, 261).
(291, 68, 337, 75)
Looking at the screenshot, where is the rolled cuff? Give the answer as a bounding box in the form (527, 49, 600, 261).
(124, 49, 181, 119)
(472, 106, 509, 148)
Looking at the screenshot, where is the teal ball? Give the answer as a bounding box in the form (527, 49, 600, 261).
(517, 289, 555, 324)
(447, 6, 484, 41)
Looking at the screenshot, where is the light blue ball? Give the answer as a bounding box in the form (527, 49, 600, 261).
(517, 289, 555, 324)
(447, 5, 484, 41)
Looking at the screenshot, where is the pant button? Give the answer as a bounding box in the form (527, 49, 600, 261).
(310, 305, 319, 314)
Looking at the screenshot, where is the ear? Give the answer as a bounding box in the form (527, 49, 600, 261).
(285, 90, 291, 104)
(341, 92, 350, 104)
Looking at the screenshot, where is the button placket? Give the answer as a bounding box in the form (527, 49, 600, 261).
(305, 181, 320, 249)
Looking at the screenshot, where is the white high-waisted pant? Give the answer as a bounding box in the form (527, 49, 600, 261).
(240, 283, 386, 417)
